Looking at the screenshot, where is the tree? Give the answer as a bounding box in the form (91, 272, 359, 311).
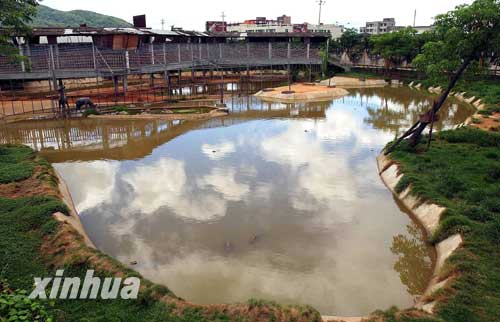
(371, 27, 420, 68)
(334, 28, 370, 61)
(386, 0, 500, 152)
(0, 0, 39, 58)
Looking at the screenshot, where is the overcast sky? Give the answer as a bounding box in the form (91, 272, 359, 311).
(42, 0, 473, 30)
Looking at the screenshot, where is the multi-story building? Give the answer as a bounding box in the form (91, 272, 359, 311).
(360, 18, 402, 35)
(306, 23, 343, 39)
(219, 16, 343, 39)
(277, 15, 292, 25)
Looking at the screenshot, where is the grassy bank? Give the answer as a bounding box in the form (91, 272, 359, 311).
(0, 145, 322, 322)
(419, 78, 500, 116)
(336, 70, 500, 116)
(376, 128, 500, 322)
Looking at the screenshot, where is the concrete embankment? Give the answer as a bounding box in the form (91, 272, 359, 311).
(377, 154, 463, 315)
(53, 170, 96, 249)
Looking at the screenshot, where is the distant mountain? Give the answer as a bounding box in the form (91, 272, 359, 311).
(31, 5, 132, 28)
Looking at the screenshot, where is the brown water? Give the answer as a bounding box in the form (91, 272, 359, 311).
(0, 87, 475, 316)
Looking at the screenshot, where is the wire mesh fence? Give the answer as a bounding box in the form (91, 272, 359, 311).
(0, 43, 321, 75)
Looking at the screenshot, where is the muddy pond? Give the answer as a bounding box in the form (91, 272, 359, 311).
(0, 87, 475, 316)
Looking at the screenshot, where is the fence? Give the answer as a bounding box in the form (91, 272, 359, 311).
(0, 43, 322, 77)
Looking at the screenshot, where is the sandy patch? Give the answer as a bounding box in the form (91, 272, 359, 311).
(254, 84, 349, 102)
(320, 77, 387, 88)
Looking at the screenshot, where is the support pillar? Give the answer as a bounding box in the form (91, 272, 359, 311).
(113, 76, 119, 102)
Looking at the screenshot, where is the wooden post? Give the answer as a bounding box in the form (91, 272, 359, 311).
(151, 43, 155, 65)
(125, 51, 130, 70)
(92, 43, 97, 70)
(163, 43, 167, 65)
(19, 45, 25, 72)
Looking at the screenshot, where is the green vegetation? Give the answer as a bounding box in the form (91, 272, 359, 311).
(339, 71, 386, 80)
(0, 145, 35, 183)
(418, 78, 500, 115)
(371, 28, 420, 67)
(112, 105, 130, 113)
(82, 108, 101, 117)
(331, 27, 371, 62)
(32, 5, 131, 28)
(412, 0, 500, 85)
(0, 0, 37, 58)
(0, 282, 54, 322)
(388, 128, 500, 322)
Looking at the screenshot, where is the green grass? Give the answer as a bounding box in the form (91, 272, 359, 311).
(389, 127, 500, 322)
(0, 145, 36, 183)
(338, 71, 386, 80)
(419, 78, 500, 115)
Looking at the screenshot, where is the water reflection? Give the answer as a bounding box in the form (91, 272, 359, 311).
(391, 223, 434, 296)
(0, 88, 474, 316)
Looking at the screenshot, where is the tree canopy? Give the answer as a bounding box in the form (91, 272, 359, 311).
(387, 0, 500, 150)
(370, 27, 420, 66)
(0, 0, 39, 57)
(333, 27, 371, 61)
(413, 0, 500, 83)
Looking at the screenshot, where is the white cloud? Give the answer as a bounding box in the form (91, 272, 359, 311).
(202, 142, 236, 161)
(122, 158, 227, 221)
(54, 161, 119, 213)
(197, 167, 250, 202)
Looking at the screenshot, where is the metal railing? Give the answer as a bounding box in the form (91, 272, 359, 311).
(0, 43, 322, 77)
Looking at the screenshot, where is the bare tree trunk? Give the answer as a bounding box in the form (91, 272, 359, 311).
(385, 55, 474, 154)
(408, 56, 473, 146)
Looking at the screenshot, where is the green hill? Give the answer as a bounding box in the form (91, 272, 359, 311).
(31, 5, 132, 28)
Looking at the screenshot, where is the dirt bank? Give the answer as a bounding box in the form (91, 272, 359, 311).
(89, 109, 228, 121)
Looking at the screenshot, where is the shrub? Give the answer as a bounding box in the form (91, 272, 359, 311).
(0, 283, 53, 322)
(82, 109, 100, 117)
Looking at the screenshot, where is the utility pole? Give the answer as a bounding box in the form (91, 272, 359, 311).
(317, 0, 326, 26)
(161, 19, 166, 30)
(221, 12, 226, 24)
(413, 10, 417, 27)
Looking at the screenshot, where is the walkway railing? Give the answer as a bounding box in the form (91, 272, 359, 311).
(0, 43, 321, 80)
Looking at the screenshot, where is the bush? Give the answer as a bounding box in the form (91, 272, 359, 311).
(82, 109, 100, 117)
(112, 106, 130, 113)
(0, 145, 36, 183)
(0, 283, 53, 322)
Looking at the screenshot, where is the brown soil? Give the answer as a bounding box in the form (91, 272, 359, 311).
(0, 163, 59, 199)
(89, 110, 228, 121)
(471, 112, 500, 132)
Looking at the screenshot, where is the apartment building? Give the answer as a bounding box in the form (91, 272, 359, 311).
(360, 18, 402, 35)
